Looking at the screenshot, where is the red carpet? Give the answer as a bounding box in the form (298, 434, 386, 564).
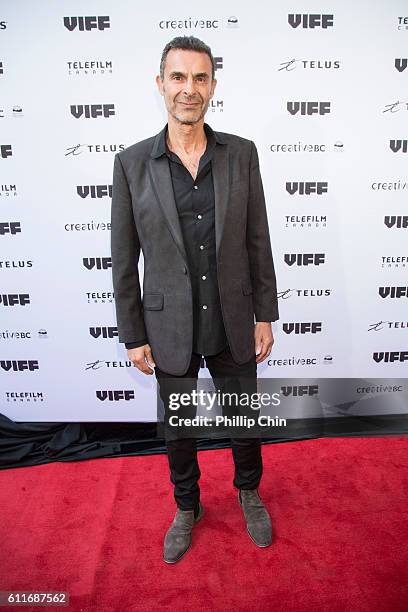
(0, 437, 407, 611)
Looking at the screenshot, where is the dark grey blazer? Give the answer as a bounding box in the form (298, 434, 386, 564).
(110, 124, 279, 376)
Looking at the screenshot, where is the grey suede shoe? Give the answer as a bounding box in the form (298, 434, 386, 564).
(163, 501, 204, 564)
(238, 488, 272, 547)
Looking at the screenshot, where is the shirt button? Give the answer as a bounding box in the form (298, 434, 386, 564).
(197, 214, 202, 220)
(193, 185, 198, 190)
(199, 245, 204, 250)
(201, 275, 206, 280)
(202, 304, 208, 310)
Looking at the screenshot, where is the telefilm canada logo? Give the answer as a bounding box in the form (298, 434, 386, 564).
(86, 291, 114, 305)
(63, 16, 110, 31)
(5, 391, 45, 403)
(67, 60, 113, 76)
(208, 99, 224, 113)
(284, 214, 327, 229)
(381, 256, 407, 269)
(397, 16, 408, 30)
(0, 184, 18, 197)
(288, 14, 334, 29)
(158, 16, 238, 29)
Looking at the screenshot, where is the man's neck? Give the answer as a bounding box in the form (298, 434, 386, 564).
(166, 116, 207, 155)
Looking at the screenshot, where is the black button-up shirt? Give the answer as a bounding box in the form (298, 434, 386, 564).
(125, 122, 228, 357)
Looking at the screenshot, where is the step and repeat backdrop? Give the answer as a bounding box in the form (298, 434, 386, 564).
(1, 1, 407, 421)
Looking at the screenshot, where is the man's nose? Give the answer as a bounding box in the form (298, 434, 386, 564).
(183, 76, 195, 96)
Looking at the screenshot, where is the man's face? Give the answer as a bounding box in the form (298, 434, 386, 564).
(156, 48, 217, 126)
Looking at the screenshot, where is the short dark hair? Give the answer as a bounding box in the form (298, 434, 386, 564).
(159, 35, 215, 81)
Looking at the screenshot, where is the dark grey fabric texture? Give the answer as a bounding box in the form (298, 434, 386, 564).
(111, 122, 279, 375)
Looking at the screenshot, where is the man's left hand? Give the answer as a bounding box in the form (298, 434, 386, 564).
(254, 322, 274, 364)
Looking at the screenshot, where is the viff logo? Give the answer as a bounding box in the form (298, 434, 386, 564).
(288, 14, 334, 29)
(288, 101, 331, 115)
(286, 181, 328, 195)
(395, 58, 407, 72)
(389, 139, 408, 153)
(77, 185, 112, 198)
(70, 104, 115, 118)
(64, 16, 110, 31)
(384, 216, 408, 229)
(284, 253, 325, 266)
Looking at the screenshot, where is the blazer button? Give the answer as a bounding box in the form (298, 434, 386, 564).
(183, 265, 187, 274)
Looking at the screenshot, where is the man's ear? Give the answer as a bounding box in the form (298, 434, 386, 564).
(210, 77, 217, 99)
(155, 74, 163, 95)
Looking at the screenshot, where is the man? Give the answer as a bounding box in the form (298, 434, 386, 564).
(110, 36, 279, 563)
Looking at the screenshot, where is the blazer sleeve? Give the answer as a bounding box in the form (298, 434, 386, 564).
(246, 141, 279, 323)
(110, 153, 148, 344)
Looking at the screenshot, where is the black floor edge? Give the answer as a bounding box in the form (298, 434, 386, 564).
(1, 414, 407, 470)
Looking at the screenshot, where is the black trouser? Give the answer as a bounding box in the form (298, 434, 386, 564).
(154, 345, 262, 511)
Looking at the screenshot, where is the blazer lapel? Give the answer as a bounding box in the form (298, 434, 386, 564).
(148, 126, 230, 265)
(148, 154, 188, 264)
(212, 142, 230, 258)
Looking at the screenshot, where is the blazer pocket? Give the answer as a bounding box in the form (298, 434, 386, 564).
(241, 280, 253, 295)
(142, 292, 164, 310)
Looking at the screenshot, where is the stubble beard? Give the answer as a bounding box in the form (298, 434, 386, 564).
(167, 96, 210, 126)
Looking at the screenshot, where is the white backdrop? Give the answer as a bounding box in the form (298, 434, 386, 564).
(1, 1, 407, 421)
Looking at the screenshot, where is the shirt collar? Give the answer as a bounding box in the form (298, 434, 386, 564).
(151, 121, 225, 159)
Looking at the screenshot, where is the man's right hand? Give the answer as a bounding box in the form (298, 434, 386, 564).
(127, 344, 156, 375)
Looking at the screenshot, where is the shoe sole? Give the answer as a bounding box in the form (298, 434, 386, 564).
(246, 525, 272, 548)
(163, 503, 205, 564)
